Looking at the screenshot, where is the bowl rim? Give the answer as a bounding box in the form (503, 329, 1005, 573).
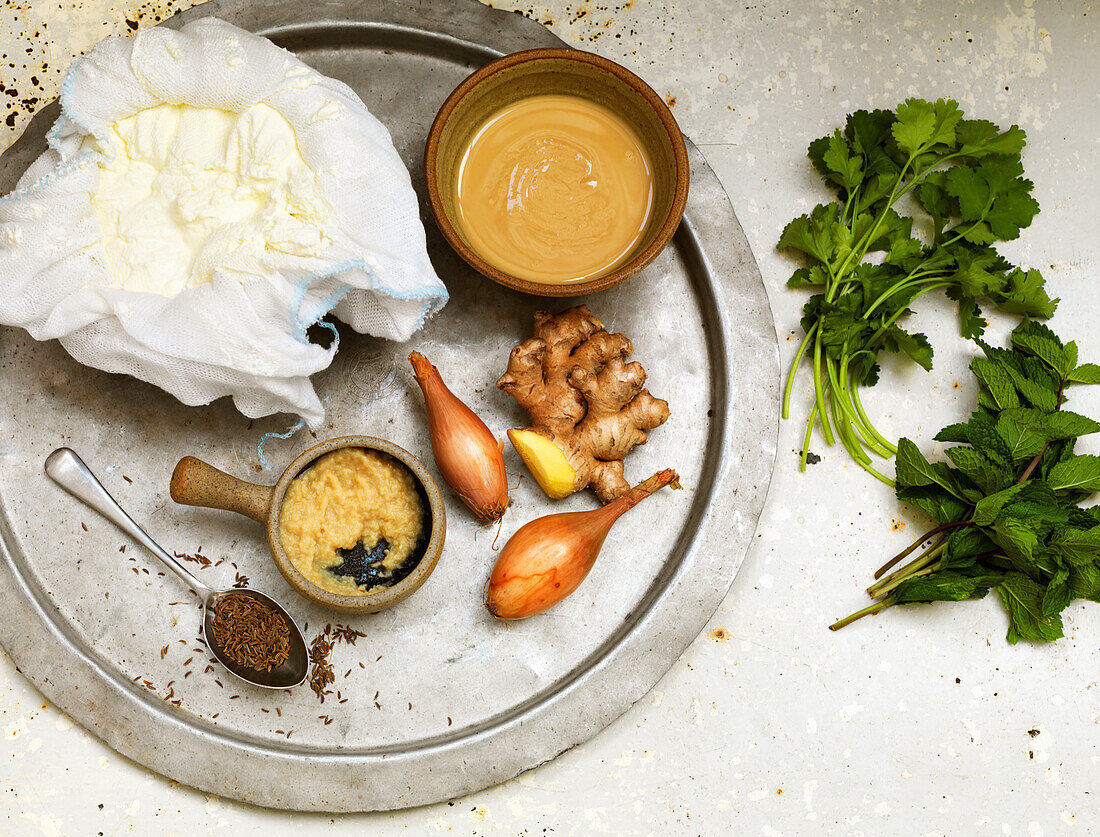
(265, 435, 447, 614)
(424, 47, 690, 298)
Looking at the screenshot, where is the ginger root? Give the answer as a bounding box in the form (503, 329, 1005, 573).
(498, 305, 670, 503)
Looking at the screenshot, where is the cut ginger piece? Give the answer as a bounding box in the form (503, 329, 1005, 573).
(506, 429, 576, 499)
(498, 305, 670, 503)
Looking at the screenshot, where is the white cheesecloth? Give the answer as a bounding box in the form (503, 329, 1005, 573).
(0, 17, 448, 429)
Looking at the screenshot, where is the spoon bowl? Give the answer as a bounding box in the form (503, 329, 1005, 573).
(44, 447, 308, 690)
(203, 588, 309, 690)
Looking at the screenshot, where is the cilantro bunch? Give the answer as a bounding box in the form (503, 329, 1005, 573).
(831, 321, 1100, 643)
(779, 98, 1057, 482)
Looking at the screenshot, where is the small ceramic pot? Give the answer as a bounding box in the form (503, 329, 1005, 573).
(169, 436, 446, 614)
(425, 47, 690, 297)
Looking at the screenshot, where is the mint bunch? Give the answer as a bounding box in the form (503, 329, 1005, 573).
(832, 321, 1100, 643)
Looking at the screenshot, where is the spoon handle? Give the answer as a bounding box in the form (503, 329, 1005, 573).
(45, 448, 213, 600)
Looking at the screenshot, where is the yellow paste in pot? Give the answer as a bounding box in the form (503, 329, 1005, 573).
(278, 448, 424, 596)
(453, 93, 654, 285)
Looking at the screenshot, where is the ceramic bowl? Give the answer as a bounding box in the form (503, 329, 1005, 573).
(424, 48, 690, 297)
(170, 436, 447, 614)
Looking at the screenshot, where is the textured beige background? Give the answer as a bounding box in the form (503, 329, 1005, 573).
(2, 1, 1099, 834)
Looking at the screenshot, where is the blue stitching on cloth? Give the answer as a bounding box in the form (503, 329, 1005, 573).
(257, 420, 308, 471)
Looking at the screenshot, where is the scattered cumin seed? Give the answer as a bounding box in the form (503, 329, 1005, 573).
(275, 708, 281, 717)
(229, 695, 240, 700)
(160, 645, 168, 659)
(183, 657, 193, 666)
(447, 717, 452, 726)
(81, 522, 88, 531)
(123, 475, 132, 484)
(211, 713, 219, 718)
(214, 679, 223, 688)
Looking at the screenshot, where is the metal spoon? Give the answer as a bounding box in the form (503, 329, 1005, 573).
(45, 448, 308, 690)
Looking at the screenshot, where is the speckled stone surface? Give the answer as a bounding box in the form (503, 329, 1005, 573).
(3, 0, 1099, 833)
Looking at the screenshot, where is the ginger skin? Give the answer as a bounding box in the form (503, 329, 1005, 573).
(498, 306, 670, 503)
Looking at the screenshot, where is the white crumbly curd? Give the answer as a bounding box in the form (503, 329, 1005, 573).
(89, 102, 330, 296)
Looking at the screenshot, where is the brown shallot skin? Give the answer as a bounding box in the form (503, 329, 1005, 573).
(486, 469, 679, 619)
(409, 351, 510, 522)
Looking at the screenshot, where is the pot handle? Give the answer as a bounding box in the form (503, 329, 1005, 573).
(170, 456, 274, 525)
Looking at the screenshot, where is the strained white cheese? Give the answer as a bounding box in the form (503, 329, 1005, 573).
(89, 102, 330, 296)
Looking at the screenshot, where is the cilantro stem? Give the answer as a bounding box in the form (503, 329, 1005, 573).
(800, 402, 819, 472)
(862, 271, 952, 319)
(829, 389, 871, 466)
(828, 357, 891, 458)
(812, 335, 836, 446)
(854, 457, 894, 486)
(782, 322, 818, 421)
(832, 158, 913, 281)
(863, 282, 952, 349)
(849, 381, 898, 455)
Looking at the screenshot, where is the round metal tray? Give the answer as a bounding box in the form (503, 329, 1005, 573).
(0, 0, 778, 811)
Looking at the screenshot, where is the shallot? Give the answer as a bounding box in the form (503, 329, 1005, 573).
(409, 351, 510, 522)
(486, 469, 680, 619)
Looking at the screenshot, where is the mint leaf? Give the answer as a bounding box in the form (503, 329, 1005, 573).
(996, 408, 1051, 461)
(1046, 528, 1100, 566)
(897, 485, 971, 526)
(1070, 563, 1100, 601)
(1041, 568, 1073, 617)
(1048, 455, 1100, 492)
(998, 573, 1065, 643)
(1012, 320, 1072, 376)
(894, 571, 1001, 604)
(894, 438, 967, 499)
(971, 484, 1026, 526)
(970, 357, 1020, 410)
(1068, 363, 1100, 385)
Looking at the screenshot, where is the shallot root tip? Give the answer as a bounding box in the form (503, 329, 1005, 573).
(407, 351, 433, 380)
